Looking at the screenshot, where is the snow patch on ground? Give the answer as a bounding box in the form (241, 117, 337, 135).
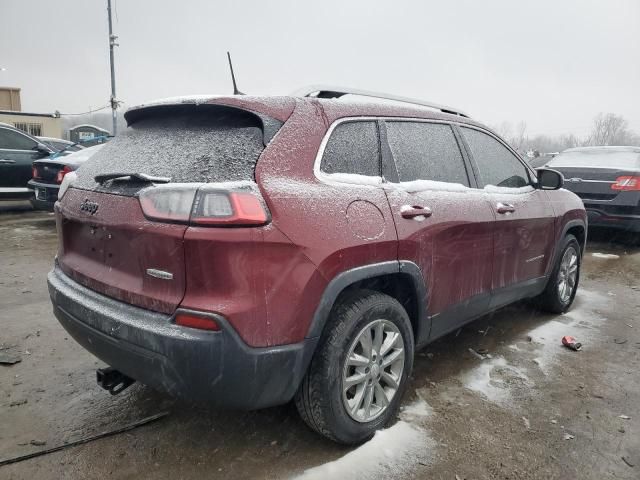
(528, 290, 609, 373)
(591, 253, 620, 259)
(294, 421, 434, 480)
(460, 356, 532, 403)
(461, 290, 610, 401)
(294, 398, 435, 480)
(400, 397, 434, 420)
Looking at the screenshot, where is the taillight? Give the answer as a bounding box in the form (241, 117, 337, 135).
(55, 165, 73, 184)
(611, 176, 640, 191)
(32, 165, 39, 179)
(175, 312, 220, 331)
(138, 182, 270, 227)
(58, 171, 77, 200)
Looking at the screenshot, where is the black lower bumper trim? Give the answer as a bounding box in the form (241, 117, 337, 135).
(48, 265, 318, 409)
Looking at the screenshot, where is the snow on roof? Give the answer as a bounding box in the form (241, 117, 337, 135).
(37, 136, 72, 144)
(126, 95, 227, 113)
(69, 124, 110, 133)
(565, 146, 640, 153)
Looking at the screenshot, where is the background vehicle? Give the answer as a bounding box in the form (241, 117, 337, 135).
(29, 144, 104, 210)
(547, 146, 640, 233)
(0, 122, 53, 199)
(47, 89, 586, 444)
(37, 136, 85, 153)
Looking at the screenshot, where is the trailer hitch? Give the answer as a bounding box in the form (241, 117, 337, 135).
(96, 367, 135, 395)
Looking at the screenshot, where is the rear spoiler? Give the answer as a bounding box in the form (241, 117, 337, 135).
(124, 102, 283, 146)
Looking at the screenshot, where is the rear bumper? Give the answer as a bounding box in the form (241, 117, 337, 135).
(27, 180, 57, 211)
(586, 208, 640, 232)
(0, 187, 33, 200)
(47, 264, 317, 409)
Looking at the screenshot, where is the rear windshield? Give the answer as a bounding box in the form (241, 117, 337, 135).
(548, 150, 640, 170)
(73, 105, 268, 194)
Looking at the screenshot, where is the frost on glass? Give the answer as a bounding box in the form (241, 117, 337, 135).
(386, 122, 469, 186)
(547, 147, 640, 170)
(320, 121, 380, 176)
(73, 108, 264, 195)
(460, 127, 530, 189)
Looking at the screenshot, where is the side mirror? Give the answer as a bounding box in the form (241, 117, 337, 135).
(536, 168, 564, 190)
(34, 143, 51, 155)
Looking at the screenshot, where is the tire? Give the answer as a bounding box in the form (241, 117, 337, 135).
(295, 289, 415, 444)
(536, 234, 581, 313)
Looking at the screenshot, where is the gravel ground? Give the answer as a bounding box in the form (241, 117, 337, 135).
(1, 210, 638, 479)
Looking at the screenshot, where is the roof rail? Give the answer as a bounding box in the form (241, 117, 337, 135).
(292, 85, 470, 118)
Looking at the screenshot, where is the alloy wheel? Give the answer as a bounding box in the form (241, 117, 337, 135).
(557, 246, 578, 303)
(342, 319, 405, 423)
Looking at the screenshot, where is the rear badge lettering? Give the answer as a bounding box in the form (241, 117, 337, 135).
(80, 199, 99, 215)
(146, 269, 174, 280)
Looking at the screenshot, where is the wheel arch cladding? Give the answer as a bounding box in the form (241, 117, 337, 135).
(306, 261, 428, 345)
(565, 223, 586, 253)
(546, 219, 586, 278)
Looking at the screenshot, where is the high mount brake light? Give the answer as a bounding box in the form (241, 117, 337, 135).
(612, 176, 640, 191)
(138, 184, 270, 227)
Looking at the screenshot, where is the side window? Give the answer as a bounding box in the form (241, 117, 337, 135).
(385, 121, 469, 186)
(460, 127, 530, 189)
(0, 127, 38, 150)
(321, 121, 380, 176)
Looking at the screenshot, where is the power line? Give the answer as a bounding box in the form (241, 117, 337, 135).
(58, 105, 111, 116)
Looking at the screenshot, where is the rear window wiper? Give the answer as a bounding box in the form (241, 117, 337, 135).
(94, 172, 172, 184)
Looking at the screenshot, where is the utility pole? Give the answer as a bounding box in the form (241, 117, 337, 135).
(107, 0, 118, 136)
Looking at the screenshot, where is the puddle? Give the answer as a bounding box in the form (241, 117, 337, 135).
(294, 422, 433, 480)
(294, 398, 435, 480)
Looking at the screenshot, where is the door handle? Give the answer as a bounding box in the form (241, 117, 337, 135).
(0, 159, 16, 164)
(496, 202, 516, 214)
(401, 205, 432, 219)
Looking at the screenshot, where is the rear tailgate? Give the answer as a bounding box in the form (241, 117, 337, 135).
(57, 188, 187, 314)
(555, 167, 624, 201)
(56, 102, 281, 314)
(33, 161, 65, 185)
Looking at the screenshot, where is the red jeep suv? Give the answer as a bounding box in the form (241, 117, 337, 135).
(48, 88, 586, 444)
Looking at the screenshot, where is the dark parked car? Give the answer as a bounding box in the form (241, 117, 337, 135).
(547, 146, 640, 233)
(47, 88, 586, 444)
(0, 122, 53, 199)
(37, 136, 85, 153)
(30, 144, 104, 210)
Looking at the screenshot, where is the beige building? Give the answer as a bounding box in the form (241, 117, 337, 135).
(0, 86, 62, 138)
(0, 87, 21, 110)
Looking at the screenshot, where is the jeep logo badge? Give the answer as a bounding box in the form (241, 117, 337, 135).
(80, 199, 99, 215)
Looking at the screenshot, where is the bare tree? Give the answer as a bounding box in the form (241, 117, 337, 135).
(510, 121, 528, 153)
(588, 113, 633, 146)
(495, 113, 639, 158)
(492, 121, 528, 154)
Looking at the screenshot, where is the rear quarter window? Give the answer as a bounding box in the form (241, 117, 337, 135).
(320, 121, 380, 177)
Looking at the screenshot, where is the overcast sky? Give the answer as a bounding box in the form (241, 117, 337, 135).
(1, 0, 639, 136)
